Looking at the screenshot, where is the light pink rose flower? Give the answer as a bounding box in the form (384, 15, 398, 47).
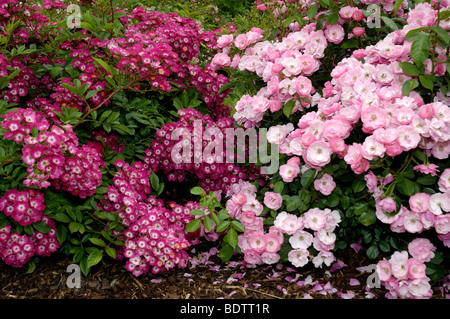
(435, 214, 450, 234)
(264, 233, 282, 253)
(429, 192, 450, 215)
(390, 250, 409, 280)
(288, 248, 309, 267)
(244, 249, 261, 264)
(305, 141, 332, 168)
(304, 208, 327, 231)
(403, 210, 424, 233)
(279, 162, 300, 182)
(235, 34, 249, 50)
(217, 34, 234, 48)
(211, 52, 231, 70)
(396, 125, 421, 151)
(408, 238, 436, 263)
(408, 278, 432, 298)
(289, 230, 313, 249)
(324, 24, 345, 44)
(313, 173, 336, 196)
(248, 235, 267, 253)
(377, 258, 392, 281)
(409, 193, 431, 214)
(260, 251, 280, 264)
(407, 258, 426, 280)
(264, 191, 283, 210)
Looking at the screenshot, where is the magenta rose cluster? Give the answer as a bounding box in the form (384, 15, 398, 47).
(0, 189, 45, 226)
(98, 159, 206, 276)
(1, 108, 103, 198)
(143, 108, 261, 195)
(376, 238, 436, 299)
(0, 217, 59, 268)
(122, 198, 203, 276)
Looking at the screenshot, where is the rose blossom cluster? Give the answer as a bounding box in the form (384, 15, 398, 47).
(143, 108, 261, 195)
(225, 180, 341, 268)
(374, 168, 450, 247)
(106, 7, 231, 119)
(98, 160, 152, 227)
(213, 22, 330, 127)
(282, 208, 341, 269)
(1, 108, 103, 197)
(0, 189, 45, 226)
(98, 160, 206, 276)
(122, 198, 205, 276)
(0, 216, 59, 267)
(376, 238, 436, 299)
(268, 3, 449, 179)
(225, 180, 283, 265)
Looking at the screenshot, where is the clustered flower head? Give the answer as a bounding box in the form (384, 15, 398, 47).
(98, 160, 152, 227)
(1, 108, 103, 198)
(143, 108, 262, 195)
(226, 180, 341, 268)
(226, 180, 284, 265)
(0, 215, 59, 267)
(371, 168, 450, 247)
(122, 197, 204, 276)
(106, 8, 231, 119)
(214, 22, 326, 127)
(376, 238, 436, 299)
(0, 189, 45, 226)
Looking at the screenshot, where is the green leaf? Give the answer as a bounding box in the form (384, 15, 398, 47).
(87, 249, 103, 268)
(52, 212, 71, 223)
(419, 74, 435, 91)
(381, 16, 398, 30)
(33, 222, 51, 234)
(190, 186, 206, 196)
(93, 57, 111, 73)
(367, 245, 379, 259)
(402, 79, 419, 96)
(417, 175, 436, 186)
(301, 168, 316, 188)
(219, 244, 234, 262)
(431, 26, 450, 45)
(225, 228, 238, 249)
(410, 35, 431, 66)
(231, 220, 245, 232)
(353, 202, 369, 216)
(359, 209, 377, 226)
(399, 62, 419, 77)
(393, 0, 403, 16)
(216, 220, 230, 232)
(352, 178, 366, 193)
(56, 225, 68, 244)
(89, 238, 106, 247)
(186, 219, 201, 232)
(283, 99, 296, 118)
(273, 181, 284, 194)
(324, 12, 339, 25)
(189, 209, 205, 216)
(203, 216, 214, 232)
(307, 6, 318, 21)
(105, 247, 116, 259)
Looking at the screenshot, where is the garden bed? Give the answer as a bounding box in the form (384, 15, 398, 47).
(0, 243, 447, 299)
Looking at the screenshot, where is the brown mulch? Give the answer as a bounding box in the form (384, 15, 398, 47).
(0, 242, 447, 300)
